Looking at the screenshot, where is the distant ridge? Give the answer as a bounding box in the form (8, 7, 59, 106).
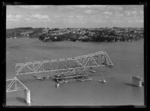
(6, 27, 143, 43)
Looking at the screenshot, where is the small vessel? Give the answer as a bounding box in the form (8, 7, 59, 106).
(36, 77, 44, 80)
(132, 75, 142, 87)
(98, 79, 107, 83)
(64, 80, 69, 83)
(32, 75, 44, 80)
(59, 80, 65, 84)
(56, 83, 60, 87)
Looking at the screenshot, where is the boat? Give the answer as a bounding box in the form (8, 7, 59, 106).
(98, 79, 107, 83)
(56, 83, 60, 87)
(32, 75, 44, 80)
(80, 79, 86, 82)
(64, 80, 69, 83)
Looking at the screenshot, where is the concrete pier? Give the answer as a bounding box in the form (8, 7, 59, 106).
(25, 89, 31, 105)
(132, 75, 142, 87)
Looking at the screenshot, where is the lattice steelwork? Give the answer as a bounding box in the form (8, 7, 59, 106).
(15, 51, 113, 75)
(6, 77, 31, 105)
(6, 77, 28, 92)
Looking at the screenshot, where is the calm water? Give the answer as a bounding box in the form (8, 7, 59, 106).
(6, 38, 144, 106)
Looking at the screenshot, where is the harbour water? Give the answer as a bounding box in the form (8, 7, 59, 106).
(6, 38, 144, 106)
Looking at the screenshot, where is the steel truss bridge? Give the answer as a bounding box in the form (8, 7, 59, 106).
(15, 51, 113, 75)
(6, 77, 31, 105)
(6, 51, 113, 94)
(6, 77, 28, 92)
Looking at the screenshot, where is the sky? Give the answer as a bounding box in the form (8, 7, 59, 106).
(6, 5, 144, 29)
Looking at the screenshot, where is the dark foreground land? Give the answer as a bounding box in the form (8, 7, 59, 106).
(6, 38, 144, 106)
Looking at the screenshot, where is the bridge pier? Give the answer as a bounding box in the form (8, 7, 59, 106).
(24, 89, 31, 105)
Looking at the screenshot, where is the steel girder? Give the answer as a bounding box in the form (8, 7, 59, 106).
(15, 51, 113, 75)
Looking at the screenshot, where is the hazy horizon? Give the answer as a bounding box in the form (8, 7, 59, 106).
(6, 5, 144, 29)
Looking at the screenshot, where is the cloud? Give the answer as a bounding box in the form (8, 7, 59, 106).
(106, 6, 123, 11)
(68, 15, 74, 18)
(76, 15, 83, 19)
(23, 14, 51, 22)
(125, 10, 138, 16)
(131, 11, 137, 15)
(112, 19, 122, 24)
(32, 14, 49, 19)
(67, 15, 84, 20)
(103, 11, 112, 15)
(135, 20, 143, 23)
(128, 19, 143, 23)
(74, 5, 106, 9)
(84, 9, 96, 14)
(7, 5, 143, 28)
(15, 15, 22, 18)
(64, 5, 123, 12)
(7, 14, 22, 22)
(115, 12, 124, 17)
(53, 15, 60, 18)
(94, 19, 106, 23)
(104, 16, 110, 18)
(140, 11, 143, 14)
(125, 11, 131, 16)
(62, 15, 85, 24)
(63, 18, 75, 24)
(24, 18, 31, 21)
(19, 5, 47, 9)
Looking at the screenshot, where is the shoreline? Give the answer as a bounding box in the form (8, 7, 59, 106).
(7, 37, 143, 43)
